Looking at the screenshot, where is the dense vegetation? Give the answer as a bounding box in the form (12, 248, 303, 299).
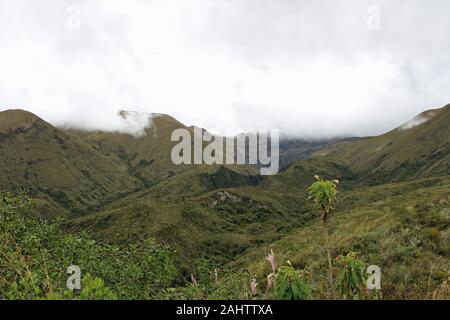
(1, 185, 448, 300)
(0, 105, 449, 300)
(0, 192, 179, 299)
(233, 176, 450, 299)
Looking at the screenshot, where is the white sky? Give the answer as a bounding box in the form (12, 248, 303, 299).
(1, 0, 450, 137)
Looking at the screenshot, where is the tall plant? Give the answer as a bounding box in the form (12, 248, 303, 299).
(308, 175, 339, 299)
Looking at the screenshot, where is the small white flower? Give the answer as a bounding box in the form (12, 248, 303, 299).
(250, 277, 258, 296)
(266, 273, 274, 290)
(190, 274, 198, 286)
(266, 249, 276, 273)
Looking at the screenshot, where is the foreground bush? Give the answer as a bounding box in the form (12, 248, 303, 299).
(1, 191, 448, 300)
(0, 192, 178, 299)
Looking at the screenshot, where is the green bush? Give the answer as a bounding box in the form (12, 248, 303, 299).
(274, 264, 311, 300)
(335, 252, 367, 300)
(0, 192, 179, 300)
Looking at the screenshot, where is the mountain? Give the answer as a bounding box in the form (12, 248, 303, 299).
(1, 104, 447, 224)
(310, 104, 450, 184)
(220, 105, 450, 297)
(0, 109, 140, 216)
(67, 111, 195, 187)
(0, 109, 266, 217)
(66, 163, 294, 265)
(64, 103, 450, 285)
(0, 105, 448, 299)
(278, 137, 360, 169)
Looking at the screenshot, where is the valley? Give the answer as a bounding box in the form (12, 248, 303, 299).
(0, 104, 449, 299)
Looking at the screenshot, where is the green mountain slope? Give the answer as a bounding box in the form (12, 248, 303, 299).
(68, 112, 193, 187)
(312, 104, 450, 184)
(66, 164, 300, 266)
(0, 109, 141, 216)
(232, 175, 450, 299)
(1, 104, 448, 298)
(278, 137, 361, 169)
(65, 104, 450, 269)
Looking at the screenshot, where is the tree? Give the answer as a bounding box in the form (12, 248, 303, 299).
(307, 175, 339, 299)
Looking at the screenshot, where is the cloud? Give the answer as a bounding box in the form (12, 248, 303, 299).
(0, 0, 450, 137)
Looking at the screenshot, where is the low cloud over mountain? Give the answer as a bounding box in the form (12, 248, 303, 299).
(1, 0, 450, 137)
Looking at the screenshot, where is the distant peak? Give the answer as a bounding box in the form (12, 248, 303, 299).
(117, 110, 186, 131)
(118, 110, 178, 122)
(398, 108, 439, 131)
(0, 109, 49, 133)
(118, 110, 151, 119)
(0, 108, 41, 119)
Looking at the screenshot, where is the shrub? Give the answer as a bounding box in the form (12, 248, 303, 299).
(274, 263, 311, 300)
(335, 252, 367, 300)
(0, 192, 179, 300)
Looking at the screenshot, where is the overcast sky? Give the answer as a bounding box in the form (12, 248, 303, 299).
(1, 0, 450, 137)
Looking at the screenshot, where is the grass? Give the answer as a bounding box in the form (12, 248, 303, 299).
(1, 106, 449, 299)
(231, 177, 450, 299)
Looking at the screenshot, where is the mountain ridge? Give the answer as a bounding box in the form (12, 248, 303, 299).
(1, 104, 448, 218)
(0, 104, 449, 293)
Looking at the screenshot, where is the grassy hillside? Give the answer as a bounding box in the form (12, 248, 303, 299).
(0, 105, 448, 299)
(232, 176, 450, 299)
(66, 164, 304, 267)
(312, 104, 450, 184)
(64, 104, 450, 280)
(278, 137, 361, 169)
(0, 110, 141, 216)
(70, 112, 194, 186)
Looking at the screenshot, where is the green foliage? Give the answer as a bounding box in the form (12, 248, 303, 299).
(307, 175, 339, 223)
(0, 192, 257, 300)
(335, 252, 367, 300)
(76, 274, 118, 300)
(1, 106, 450, 302)
(182, 259, 251, 300)
(45, 274, 118, 300)
(274, 264, 311, 300)
(1, 188, 449, 300)
(235, 176, 450, 300)
(0, 192, 179, 300)
(307, 175, 339, 299)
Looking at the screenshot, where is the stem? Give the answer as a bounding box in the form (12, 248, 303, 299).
(323, 222, 335, 299)
(425, 264, 435, 300)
